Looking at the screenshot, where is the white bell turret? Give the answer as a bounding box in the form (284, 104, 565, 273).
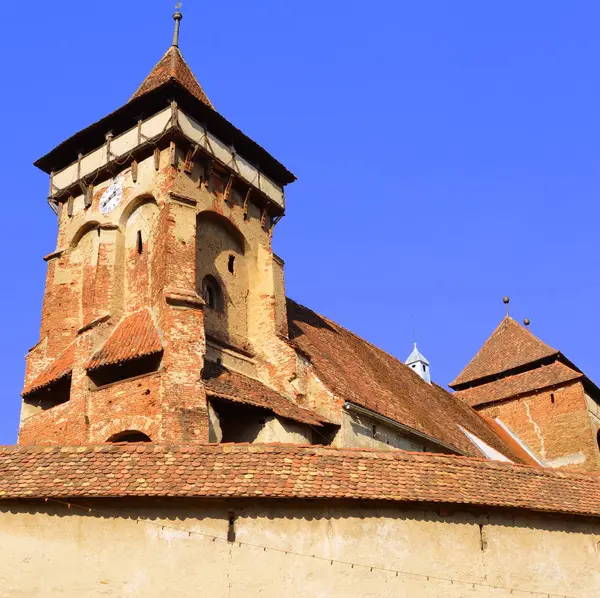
(405, 343, 431, 384)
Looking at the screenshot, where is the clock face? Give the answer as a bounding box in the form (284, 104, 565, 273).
(99, 183, 123, 214)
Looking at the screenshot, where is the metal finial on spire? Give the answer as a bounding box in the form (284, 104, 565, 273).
(523, 318, 531, 328)
(503, 296, 510, 316)
(172, 3, 183, 47)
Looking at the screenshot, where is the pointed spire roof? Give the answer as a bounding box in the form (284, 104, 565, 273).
(451, 317, 559, 389)
(405, 343, 429, 366)
(130, 46, 214, 109)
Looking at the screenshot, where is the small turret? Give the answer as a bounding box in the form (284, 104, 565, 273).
(405, 343, 431, 384)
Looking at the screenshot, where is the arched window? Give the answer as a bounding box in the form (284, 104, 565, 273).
(202, 275, 223, 311)
(597, 429, 600, 452)
(107, 431, 152, 443)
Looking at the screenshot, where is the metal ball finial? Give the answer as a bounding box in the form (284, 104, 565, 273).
(172, 5, 183, 47)
(503, 296, 510, 304)
(523, 318, 531, 327)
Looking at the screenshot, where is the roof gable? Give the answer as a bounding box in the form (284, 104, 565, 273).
(130, 46, 214, 109)
(451, 317, 558, 389)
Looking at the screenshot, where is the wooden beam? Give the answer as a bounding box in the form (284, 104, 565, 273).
(169, 141, 177, 167)
(154, 147, 161, 171)
(131, 160, 138, 183)
(67, 195, 74, 217)
(242, 188, 251, 219)
(184, 145, 199, 174)
(105, 132, 113, 162)
(223, 173, 234, 203)
(202, 159, 214, 190)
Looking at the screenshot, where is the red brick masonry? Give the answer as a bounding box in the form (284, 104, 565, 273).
(1, 444, 599, 517)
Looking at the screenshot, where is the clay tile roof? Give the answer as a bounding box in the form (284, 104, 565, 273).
(480, 416, 541, 466)
(1, 444, 599, 517)
(22, 341, 76, 397)
(87, 309, 163, 371)
(286, 299, 527, 462)
(450, 317, 559, 389)
(454, 361, 583, 408)
(203, 364, 331, 427)
(130, 46, 214, 109)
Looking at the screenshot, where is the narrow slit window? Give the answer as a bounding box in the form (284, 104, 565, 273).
(228, 254, 235, 274)
(202, 276, 223, 311)
(137, 230, 143, 254)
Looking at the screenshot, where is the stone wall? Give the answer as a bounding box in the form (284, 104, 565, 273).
(0, 499, 598, 597)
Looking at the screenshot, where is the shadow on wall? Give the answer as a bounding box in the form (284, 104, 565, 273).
(196, 212, 248, 347)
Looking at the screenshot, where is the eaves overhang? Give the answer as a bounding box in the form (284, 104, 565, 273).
(34, 81, 296, 189)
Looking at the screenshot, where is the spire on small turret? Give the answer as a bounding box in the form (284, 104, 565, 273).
(405, 342, 431, 384)
(172, 4, 183, 47)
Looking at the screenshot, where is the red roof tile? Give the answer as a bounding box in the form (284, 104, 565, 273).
(22, 342, 75, 397)
(454, 361, 582, 408)
(451, 317, 558, 388)
(286, 300, 527, 462)
(0, 444, 599, 517)
(130, 46, 213, 109)
(203, 364, 331, 427)
(87, 309, 163, 371)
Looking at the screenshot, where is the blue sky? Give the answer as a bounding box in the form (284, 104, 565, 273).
(1, 1, 599, 444)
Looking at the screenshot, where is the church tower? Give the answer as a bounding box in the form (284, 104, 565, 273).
(19, 12, 300, 445)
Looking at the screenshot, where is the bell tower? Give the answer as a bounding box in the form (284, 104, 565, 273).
(19, 11, 297, 445)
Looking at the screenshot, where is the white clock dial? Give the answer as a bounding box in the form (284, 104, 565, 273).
(99, 183, 123, 214)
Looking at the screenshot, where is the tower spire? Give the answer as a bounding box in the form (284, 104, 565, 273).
(172, 3, 183, 47)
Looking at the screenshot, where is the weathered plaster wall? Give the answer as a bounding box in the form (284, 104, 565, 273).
(480, 382, 600, 471)
(0, 500, 598, 597)
(336, 410, 430, 452)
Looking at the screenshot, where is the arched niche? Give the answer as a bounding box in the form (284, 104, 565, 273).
(196, 212, 249, 347)
(115, 195, 160, 314)
(107, 430, 152, 443)
(63, 224, 100, 329)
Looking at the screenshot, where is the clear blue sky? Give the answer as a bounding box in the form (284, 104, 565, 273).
(1, 1, 599, 444)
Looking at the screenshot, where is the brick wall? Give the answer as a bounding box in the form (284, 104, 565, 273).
(480, 381, 600, 471)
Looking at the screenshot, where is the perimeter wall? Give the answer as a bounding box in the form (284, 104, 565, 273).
(1, 499, 599, 597)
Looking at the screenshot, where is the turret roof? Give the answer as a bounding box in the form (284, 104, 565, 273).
(405, 343, 429, 366)
(450, 317, 558, 389)
(130, 46, 214, 109)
